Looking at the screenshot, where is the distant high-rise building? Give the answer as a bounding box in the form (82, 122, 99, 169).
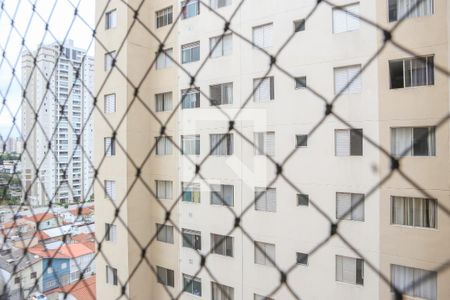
(21, 40, 94, 206)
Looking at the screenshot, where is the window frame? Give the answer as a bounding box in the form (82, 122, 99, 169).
(105, 9, 117, 30)
(388, 55, 435, 89)
(210, 184, 234, 206)
(209, 82, 233, 105)
(181, 88, 201, 109)
(336, 192, 365, 221)
(156, 266, 175, 287)
(335, 129, 363, 156)
(156, 223, 174, 244)
(182, 228, 202, 250)
(210, 133, 234, 156)
(181, 41, 201, 64)
(336, 255, 364, 285)
(156, 6, 173, 28)
(104, 93, 116, 113)
(155, 92, 173, 112)
(253, 76, 275, 102)
(390, 196, 437, 228)
(183, 273, 202, 296)
(211, 233, 234, 257)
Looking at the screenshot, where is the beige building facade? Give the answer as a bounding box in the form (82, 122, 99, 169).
(95, 0, 450, 299)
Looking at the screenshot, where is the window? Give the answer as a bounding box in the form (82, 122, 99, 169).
(156, 6, 173, 28)
(183, 274, 202, 296)
(155, 136, 173, 155)
(391, 264, 436, 300)
(211, 233, 233, 256)
(30, 272, 37, 279)
(182, 0, 200, 19)
(61, 263, 67, 269)
(156, 266, 174, 287)
(182, 182, 200, 203)
(389, 56, 434, 89)
(336, 255, 364, 285)
(295, 76, 307, 89)
(254, 295, 274, 300)
(297, 194, 309, 206)
(254, 77, 274, 102)
(332, 3, 360, 33)
(48, 267, 53, 274)
(294, 19, 305, 32)
(105, 9, 117, 30)
(388, 0, 434, 22)
(104, 94, 116, 113)
(253, 23, 273, 48)
(210, 83, 233, 105)
(254, 132, 275, 156)
(255, 187, 276, 212)
(182, 228, 201, 250)
(336, 192, 365, 221)
(334, 65, 362, 94)
(155, 92, 173, 112)
(296, 134, 308, 147)
(391, 127, 436, 157)
(181, 42, 200, 64)
(181, 135, 200, 155)
(210, 184, 234, 206)
(14, 277, 20, 284)
(104, 51, 116, 71)
(156, 180, 173, 200)
(105, 223, 117, 242)
(212, 282, 234, 300)
(181, 88, 200, 109)
(391, 196, 436, 228)
(297, 252, 309, 265)
(210, 34, 232, 58)
(254, 241, 275, 266)
(104, 137, 116, 156)
(210, 133, 233, 155)
(156, 223, 174, 243)
(106, 266, 118, 285)
(211, 0, 232, 9)
(105, 180, 115, 201)
(156, 48, 173, 69)
(335, 129, 363, 156)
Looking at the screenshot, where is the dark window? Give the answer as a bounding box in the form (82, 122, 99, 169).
(295, 76, 307, 89)
(156, 266, 174, 287)
(296, 252, 309, 265)
(297, 194, 309, 206)
(182, 229, 202, 250)
(296, 134, 308, 147)
(294, 19, 305, 32)
(389, 56, 434, 89)
(350, 129, 363, 156)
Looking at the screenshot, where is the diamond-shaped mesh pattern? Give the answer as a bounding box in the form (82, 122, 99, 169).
(0, 0, 449, 299)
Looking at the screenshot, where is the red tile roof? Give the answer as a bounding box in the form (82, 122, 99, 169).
(69, 205, 94, 217)
(29, 242, 94, 259)
(46, 276, 96, 300)
(24, 212, 56, 223)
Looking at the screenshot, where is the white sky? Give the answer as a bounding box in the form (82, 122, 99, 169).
(0, 0, 95, 139)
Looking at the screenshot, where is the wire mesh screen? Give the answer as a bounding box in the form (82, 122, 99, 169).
(0, 0, 449, 299)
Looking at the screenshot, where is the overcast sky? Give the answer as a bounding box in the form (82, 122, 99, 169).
(0, 0, 95, 139)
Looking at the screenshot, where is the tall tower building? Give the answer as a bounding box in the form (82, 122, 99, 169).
(22, 40, 94, 206)
(95, 0, 450, 299)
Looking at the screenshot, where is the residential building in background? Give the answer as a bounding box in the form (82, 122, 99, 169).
(0, 138, 23, 155)
(95, 0, 449, 300)
(21, 40, 94, 206)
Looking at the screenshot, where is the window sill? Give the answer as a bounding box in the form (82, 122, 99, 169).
(390, 224, 438, 231)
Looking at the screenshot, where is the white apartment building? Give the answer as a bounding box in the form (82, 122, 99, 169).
(95, 0, 450, 299)
(22, 40, 94, 206)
